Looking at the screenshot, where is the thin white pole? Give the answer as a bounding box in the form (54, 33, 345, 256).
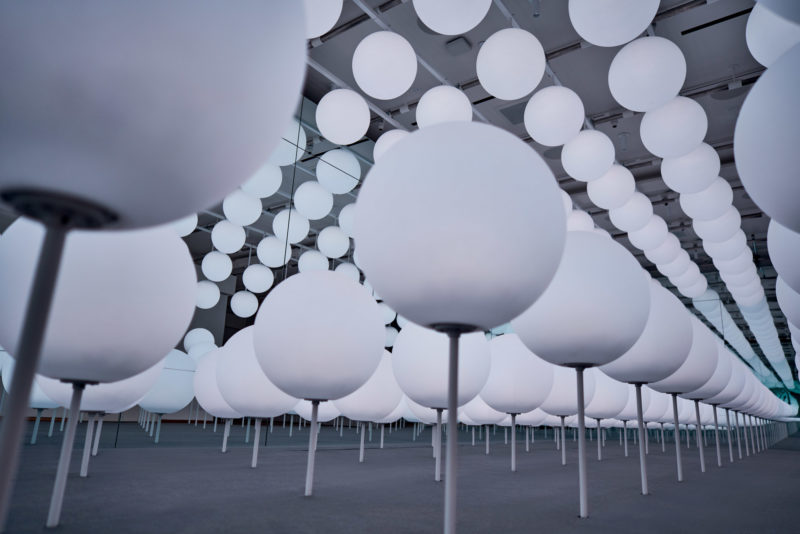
(712, 406, 722, 467)
(304, 401, 320, 496)
(48, 409, 57, 438)
(92, 417, 104, 456)
(79, 414, 97, 478)
(222, 419, 231, 453)
(671, 394, 683, 482)
(485, 424, 490, 455)
(576, 368, 588, 519)
(510, 414, 517, 472)
(623, 420, 629, 458)
(46, 383, 85, 528)
(725, 409, 734, 463)
(560, 416, 566, 466)
(694, 401, 706, 472)
(30, 409, 43, 445)
(596, 419, 602, 461)
(359, 422, 366, 463)
(251, 418, 261, 468)
(380, 424, 384, 449)
(443, 331, 460, 534)
(435, 409, 442, 481)
(154, 415, 162, 444)
(635, 384, 649, 495)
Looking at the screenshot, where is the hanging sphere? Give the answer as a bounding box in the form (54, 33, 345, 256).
(628, 215, 668, 250)
(703, 230, 747, 261)
(373, 130, 409, 163)
(230, 291, 258, 318)
(643, 234, 681, 265)
(210, 219, 245, 254)
(316, 89, 370, 146)
(194, 349, 242, 419)
(241, 164, 282, 199)
(568, 0, 659, 47)
(139, 349, 196, 415)
(334, 262, 360, 283)
(669, 262, 702, 289)
(187, 342, 217, 363)
(511, 231, 651, 367)
(272, 209, 309, 244)
(353, 121, 566, 330)
(561, 130, 615, 182)
(734, 42, 800, 232)
(253, 271, 385, 400)
(640, 96, 708, 158)
(294, 180, 333, 221)
(201, 251, 232, 282)
(184, 328, 214, 352)
(196, 281, 221, 310)
(776, 277, 800, 328)
(304, 0, 343, 39)
(352, 31, 417, 100)
(567, 210, 595, 232)
(384, 326, 399, 348)
(392, 323, 490, 409)
(679, 177, 733, 221)
(608, 37, 687, 112)
(378, 302, 397, 325)
(712, 248, 753, 276)
(0, 218, 195, 383)
(171, 213, 197, 237)
(338, 203, 356, 237)
(767, 220, 800, 293)
(256, 236, 292, 268)
(524, 86, 585, 147)
(317, 226, 350, 258)
(587, 164, 635, 209)
(333, 351, 403, 421)
(222, 189, 262, 226)
(416, 85, 472, 128)
(0, 2, 306, 229)
(476, 28, 545, 101)
(298, 250, 329, 273)
(609, 192, 653, 232)
(746, 3, 800, 67)
(560, 190, 573, 217)
(268, 118, 307, 166)
(316, 148, 362, 194)
(661, 143, 720, 194)
(242, 264, 274, 294)
(657, 249, 691, 278)
(678, 276, 709, 299)
(412, 0, 492, 35)
(692, 206, 741, 242)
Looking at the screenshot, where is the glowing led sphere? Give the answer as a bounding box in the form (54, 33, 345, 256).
(335, 262, 360, 283)
(184, 328, 215, 352)
(139, 349, 196, 414)
(568, 0, 659, 47)
(609, 192, 653, 232)
(476, 28, 545, 101)
(657, 250, 691, 278)
(373, 130, 409, 163)
(567, 210, 595, 232)
(196, 281, 220, 309)
(679, 177, 733, 221)
(640, 96, 708, 158)
(273, 209, 309, 244)
(194, 349, 241, 419)
(768, 220, 800, 293)
(241, 164, 282, 199)
(649, 317, 719, 394)
(539, 365, 597, 416)
(211, 220, 245, 254)
(644, 234, 681, 265)
(223, 189, 262, 226)
(230, 291, 258, 318)
(338, 203, 356, 237)
(416, 85, 472, 128)
(202, 251, 232, 282)
(294, 180, 333, 221)
(524, 86, 585, 147)
(661, 143, 720, 194)
(269, 119, 307, 166)
(316, 89, 370, 146)
(353, 31, 417, 100)
(587, 164, 635, 210)
(628, 215, 668, 250)
(703, 230, 747, 261)
(609, 37, 687, 112)
(333, 351, 403, 421)
(257, 236, 292, 268)
(481, 334, 554, 414)
(242, 264, 274, 294)
(172, 213, 197, 237)
(385, 326, 399, 348)
(304, 0, 343, 39)
(317, 148, 361, 194)
(317, 226, 350, 258)
(298, 250, 329, 273)
(412, 0, 492, 35)
(693, 206, 741, 242)
(561, 130, 615, 182)
(746, 3, 800, 67)
(776, 277, 800, 328)
(353, 121, 566, 330)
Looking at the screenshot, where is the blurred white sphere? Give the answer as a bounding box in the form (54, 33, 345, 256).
(385, 326, 399, 348)
(241, 164, 282, 199)
(768, 220, 800, 293)
(678, 277, 709, 299)
(242, 264, 274, 294)
(587, 164, 635, 209)
(273, 209, 309, 244)
(746, 3, 800, 67)
(609, 192, 653, 232)
(703, 230, 747, 261)
(333, 350, 403, 421)
(524, 86, 585, 147)
(640, 96, 708, 158)
(334, 262, 360, 283)
(298, 250, 329, 273)
(679, 177, 733, 221)
(649, 317, 719, 394)
(139, 349, 196, 414)
(661, 143, 720, 194)
(194, 349, 241, 419)
(481, 334, 554, 414)
(171, 213, 197, 237)
(268, 119, 307, 167)
(644, 234, 682, 265)
(608, 37, 687, 112)
(317, 148, 361, 194)
(316, 89, 370, 145)
(560, 190, 573, 217)
(692, 206, 741, 242)
(657, 249, 691, 278)
(373, 130, 409, 163)
(567, 210, 595, 232)
(568, 0, 659, 47)
(317, 226, 350, 258)
(628, 215, 668, 250)
(184, 328, 214, 352)
(294, 180, 333, 221)
(712, 248, 753, 275)
(416, 85, 472, 128)
(196, 281, 220, 310)
(304, 0, 343, 39)
(187, 342, 217, 363)
(230, 291, 258, 318)
(561, 130, 615, 182)
(256, 236, 292, 268)
(338, 203, 356, 237)
(202, 251, 232, 282)
(776, 277, 800, 328)
(476, 28, 545, 101)
(223, 189, 262, 226)
(412, 0, 492, 35)
(378, 302, 397, 325)
(353, 31, 417, 100)
(211, 219, 245, 254)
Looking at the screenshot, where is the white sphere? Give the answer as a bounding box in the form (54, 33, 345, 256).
(294, 399, 340, 422)
(609, 192, 653, 232)
(643, 234, 681, 265)
(223, 189, 262, 226)
(187, 342, 217, 363)
(587, 164, 635, 210)
(560, 190, 573, 217)
(0, 3, 306, 229)
(412, 0, 492, 35)
(253, 271, 385, 400)
(196, 281, 220, 309)
(649, 317, 719, 394)
(304, 0, 343, 39)
(678, 277, 708, 299)
(317, 148, 361, 194)
(384, 326, 399, 348)
(692, 206, 741, 242)
(703, 230, 747, 261)
(679, 177, 733, 221)
(268, 118, 307, 167)
(640, 96, 708, 158)
(333, 351, 403, 421)
(734, 43, 800, 232)
(0, 219, 196, 383)
(353, 122, 566, 330)
(202, 251, 232, 282)
(568, 0, 659, 47)
(567, 210, 595, 232)
(194, 349, 241, 419)
(462, 395, 506, 425)
(294, 180, 333, 221)
(171, 213, 197, 237)
(1, 354, 58, 410)
(720, 264, 758, 287)
(378, 302, 397, 325)
(585, 369, 629, 420)
(184, 328, 215, 352)
(416, 86, 472, 128)
(317, 226, 350, 258)
(657, 250, 691, 278)
(670, 263, 702, 288)
(561, 130, 615, 182)
(628, 215, 668, 250)
(768, 220, 800, 293)
(216, 326, 297, 417)
(315, 89, 370, 146)
(777, 277, 800, 328)
(392, 323, 490, 409)
(600, 280, 693, 383)
(512, 231, 650, 367)
(746, 3, 800, 67)
(338, 203, 356, 237)
(241, 164, 283, 198)
(685, 344, 733, 400)
(242, 264, 274, 294)
(373, 130, 409, 163)
(539, 365, 597, 417)
(210, 219, 245, 254)
(257, 236, 293, 268)
(230, 291, 258, 318)
(476, 28, 545, 101)
(608, 37, 687, 112)
(298, 250, 329, 273)
(524, 86, 585, 147)
(272, 209, 309, 244)
(334, 262, 361, 283)
(481, 334, 554, 414)
(138, 349, 195, 414)
(713, 248, 753, 275)
(352, 31, 417, 100)
(661, 143, 720, 194)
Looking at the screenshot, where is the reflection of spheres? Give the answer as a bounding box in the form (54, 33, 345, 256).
(222, 189, 262, 226)
(256, 236, 292, 268)
(304, 0, 343, 39)
(268, 119, 307, 167)
(298, 250, 329, 273)
(210, 220, 245, 254)
(679, 177, 733, 221)
(373, 130, 409, 163)
(317, 226, 350, 259)
(241, 164, 282, 199)
(293, 180, 333, 221)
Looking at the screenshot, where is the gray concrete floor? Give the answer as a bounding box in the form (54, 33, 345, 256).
(6, 420, 798, 533)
